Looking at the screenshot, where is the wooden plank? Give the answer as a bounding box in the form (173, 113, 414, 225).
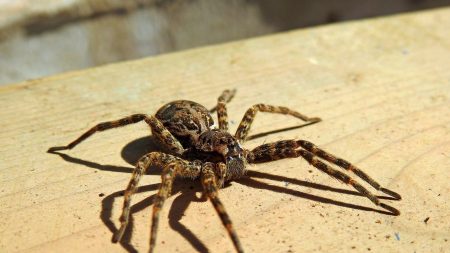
(1, 7, 449, 253)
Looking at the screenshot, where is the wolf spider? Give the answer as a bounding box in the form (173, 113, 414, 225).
(48, 89, 401, 253)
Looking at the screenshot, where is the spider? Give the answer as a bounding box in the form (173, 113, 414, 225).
(48, 89, 401, 253)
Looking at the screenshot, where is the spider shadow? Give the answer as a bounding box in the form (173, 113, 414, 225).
(49, 133, 399, 253)
(49, 137, 212, 253)
(114, 136, 221, 253)
(236, 170, 397, 215)
(101, 178, 210, 253)
(245, 121, 321, 141)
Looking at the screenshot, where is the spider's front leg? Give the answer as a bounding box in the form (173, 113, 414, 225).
(201, 162, 244, 253)
(234, 104, 321, 142)
(247, 140, 401, 215)
(112, 152, 201, 253)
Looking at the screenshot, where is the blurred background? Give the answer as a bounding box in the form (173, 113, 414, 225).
(1, 0, 449, 86)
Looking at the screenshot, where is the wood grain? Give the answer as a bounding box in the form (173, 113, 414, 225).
(1, 7, 449, 253)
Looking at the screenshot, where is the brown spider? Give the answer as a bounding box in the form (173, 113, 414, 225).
(48, 89, 401, 253)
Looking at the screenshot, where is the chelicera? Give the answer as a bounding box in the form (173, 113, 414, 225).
(48, 89, 401, 253)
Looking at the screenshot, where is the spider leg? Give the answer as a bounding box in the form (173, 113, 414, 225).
(210, 89, 236, 112)
(215, 162, 227, 188)
(144, 116, 185, 155)
(201, 162, 244, 253)
(296, 140, 401, 199)
(48, 114, 184, 155)
(149, 159, 202, 253)
(234, 104, 321, 142)
(211, 89, 236, 131)
(112, 152, 201, 251)
(247, 140, 400, 215)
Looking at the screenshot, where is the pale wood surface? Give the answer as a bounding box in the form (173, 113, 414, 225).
(1, 8, 449, 253)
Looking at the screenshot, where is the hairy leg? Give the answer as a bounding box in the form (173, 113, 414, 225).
(235, 104, 321, 142)
(148, 158, 202, 253)
(112, 152, 201, 249)
(215, 162, 227, 187)
(48, 114, 184, 155)
(212, 89, 236, 131)
(201, 162, 244, 253)
(247, 140, 400, 215)
(296, 140, 401, 199)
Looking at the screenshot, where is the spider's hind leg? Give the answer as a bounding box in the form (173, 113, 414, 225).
(48, 114, 148, 152)
(48, 114, 185, 155)
(201, 162, 244, 253)
(234, 104, 321, 142)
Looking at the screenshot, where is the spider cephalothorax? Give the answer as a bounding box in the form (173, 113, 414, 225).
(195, 129, 247, 180)
(48, 89, 401, 253)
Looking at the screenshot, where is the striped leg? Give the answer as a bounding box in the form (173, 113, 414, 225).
(215, 162, 227, 188)
(213, 89, 237, 131)
(48, 114, 184, 155)
(297, 140, 401, 199)
(247, 140, 401, 215)
(112, 152, 201, 250)
(149, 157, 202, 253)
(234, 104, 321, 142)
(201, 162, 244, 253)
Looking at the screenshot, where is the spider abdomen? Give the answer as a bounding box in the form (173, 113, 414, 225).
(155, 100, 214, 147)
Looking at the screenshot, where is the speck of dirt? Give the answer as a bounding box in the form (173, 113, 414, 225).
(375, 220, 381, 224)
(424, 217, 430, 224)
(99, 193, 105, 197)
(351, 246, 356, 249)
(395, 232, 400, 241)
(367, 248, 371, 251)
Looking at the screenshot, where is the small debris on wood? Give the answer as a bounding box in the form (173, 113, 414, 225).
(98, 193, 105, 197)
(395, 232, 400, 241)
(375, 220, 381, 224)
(424, 217, 430, 224)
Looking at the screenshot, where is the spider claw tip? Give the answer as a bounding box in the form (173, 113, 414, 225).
(112, 235, 120, 243)
(380, 187, 402, 200)
(47, 146, 69, 153)
(380, 203, 401, 216)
